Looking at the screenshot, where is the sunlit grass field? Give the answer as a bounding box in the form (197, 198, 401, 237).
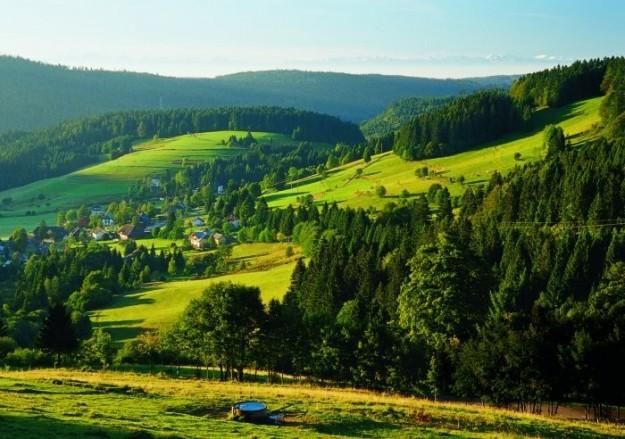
(0, 131, 297, 237)
(266, 97, 602, 210)
(91, 242, 300, 343)
(0, 368, 622, 438)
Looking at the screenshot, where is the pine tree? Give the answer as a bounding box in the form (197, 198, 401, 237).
(38, 303, 79, 365)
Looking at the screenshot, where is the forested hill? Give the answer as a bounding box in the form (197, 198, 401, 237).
(0, 106, 363, 191)
(0, 56, 515, 132)
(360, 96, 453, 137)
(390, 57, 625, 160)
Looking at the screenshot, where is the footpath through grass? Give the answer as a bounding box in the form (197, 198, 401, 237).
(266, 97, 602, 210)
(0, 368, 623, 439)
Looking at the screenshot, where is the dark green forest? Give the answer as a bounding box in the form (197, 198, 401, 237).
(393, 91, 526, 159)
(360, 96, 453, 137)
(391, 57, 625, 161)
(0, 56, 513, 132)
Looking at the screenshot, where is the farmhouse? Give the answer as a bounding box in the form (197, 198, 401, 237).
(101, 213, 115, 227)
(226, 214, 241, 229)
(91, 228, 109, 241)
(192, 217, 206, 227)
(212, 232, 227, 246)
(118, 224, 146, 241)
(189, 230, 213, 250)
(138, 212, 151, 225)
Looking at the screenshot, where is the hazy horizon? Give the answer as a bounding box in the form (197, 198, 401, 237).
(1, 0, 623, 79)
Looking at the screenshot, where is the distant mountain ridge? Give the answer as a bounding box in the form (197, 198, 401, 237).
(0, 56, 517, 132)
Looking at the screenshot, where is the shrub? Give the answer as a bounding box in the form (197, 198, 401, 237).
(0, 336, 17, 358)
(4, 348, 49, 368)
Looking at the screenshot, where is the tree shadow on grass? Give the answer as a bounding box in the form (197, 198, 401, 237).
(441, 414, 625, 439)
(0, 412, 148, 439)
(263, 191, 308, 204)
(104, 295, 155, 310)
(311, 418, 402, 438)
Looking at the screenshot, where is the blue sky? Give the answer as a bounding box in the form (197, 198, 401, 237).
(0, 0, 623, 78)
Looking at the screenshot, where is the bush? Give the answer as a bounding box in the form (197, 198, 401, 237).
(0, 336, 17, 358)
(376, 185, 387, 198)
(4, 348, 49, 368)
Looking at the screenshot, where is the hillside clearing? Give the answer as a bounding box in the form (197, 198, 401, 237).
(0, 369, 622, 439)
(91, 242, 300, 343)
(0, 131, 300, 237)
(266, 97, 602, 210)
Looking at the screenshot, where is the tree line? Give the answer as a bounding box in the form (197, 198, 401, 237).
(0, 106, 364, 191)
(392, 90, 526, 160)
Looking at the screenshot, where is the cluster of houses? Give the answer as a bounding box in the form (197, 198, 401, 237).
(189, 230, 227, 250)
(186, 215, 240, 250)
(1, 204, 241, 265)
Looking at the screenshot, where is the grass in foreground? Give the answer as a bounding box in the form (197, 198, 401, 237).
(91, 242, 300, 343)
(266, 97, 602, 210)
(0, 368, 623, 438)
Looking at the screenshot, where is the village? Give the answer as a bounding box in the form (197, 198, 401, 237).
(0, 199, 242, 267)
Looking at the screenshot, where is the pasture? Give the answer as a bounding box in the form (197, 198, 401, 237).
(0, 131, 296, 237)
(266, 97, 602, 210)
(91, 242, 300, 343)
(0, 368, 622, 438)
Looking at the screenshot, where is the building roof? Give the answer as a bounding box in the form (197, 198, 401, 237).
(190, 230, 212, 241)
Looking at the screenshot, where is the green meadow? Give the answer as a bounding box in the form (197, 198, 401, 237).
(0, 131, 295, 237)
(0, 369, 622, 439)
(266, 97, 602, 210)
(91, 242, 300, 343)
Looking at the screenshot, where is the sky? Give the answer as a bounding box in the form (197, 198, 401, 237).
(0, 0, 623, 78)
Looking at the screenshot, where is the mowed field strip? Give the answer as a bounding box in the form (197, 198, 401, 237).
(266, 97, 602, 210)
(0, 131, 297, 236)
(91, 242, 300, 343)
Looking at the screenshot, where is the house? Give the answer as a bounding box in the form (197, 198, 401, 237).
(138, 212, 151, 225)
(91, 228, 109, 241)
(226, 214, 241, 229)
(212, 232, 227, 246)
(33, 225, 68, 244)
(192, 217, 206, 227)
(150, 178, 161, 189)
(217, 185, 225, 195)
(118, 224, 147, 241)
(101, 213, 115, 227)
(189, 230, 214, 250)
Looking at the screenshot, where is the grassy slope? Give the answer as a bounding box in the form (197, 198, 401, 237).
(91, 242, 300, 343)
(0, 131, 296, 237)
(267, 97, 602, 210)
(0, 369, 622, 439)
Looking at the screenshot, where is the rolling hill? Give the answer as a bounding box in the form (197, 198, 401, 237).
(91, 242, 300, 343)
(0, 56, 516, 132)
(360, 96, 454, 137)
(0, 131, 314, 236)
(266, 96, 602, 210)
